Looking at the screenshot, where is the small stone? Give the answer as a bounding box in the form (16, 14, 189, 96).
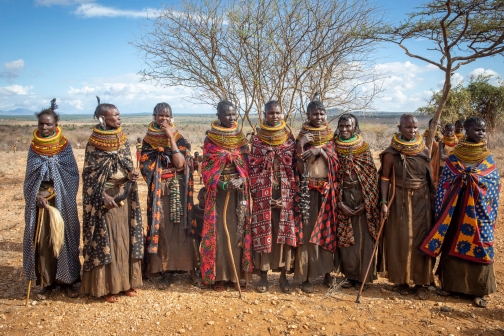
(254, 300, 259, 305)
(207, 321, 215, 326)
(288, 325, 297, 329)
(178, 329, 186, 334)
(456, 327, 461, 331)
(440, 306, 452, 313)
(31, 301, 37, 306)
(303, 325, 309, 330)
(155, 322, 160, 325)
(321, 327, 326, 331)
(471, 313, 476, 318)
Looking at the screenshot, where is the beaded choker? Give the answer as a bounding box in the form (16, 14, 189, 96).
(423, 128, 442, 141)
(441, 135, 458, 147)
(207, 121, 247, 150)
(88, 125, 127, 151)
(296, 122, 333, 147)
(390, 133, 425, 156)
(453, 140, 490, 164)
(455, 132, 464, 141)
(334, 134, 369, 156)
(256, 120, 290, 146)
(31, 126, 68, 156)
(143, 122, 182, 149)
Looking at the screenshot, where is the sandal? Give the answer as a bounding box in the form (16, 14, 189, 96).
(62, 284, 79, 298)
(36, 286, 53, 301)
(416, 287, 430, 300)
(397, 284, 410, 296)
(323, 274, 334, 288)
(256, 277, 269, 293)
(341, 279, 355, 289)
(213, 281, 225, 292)
(474, 297, 488, 308)
(300, 281, 314, 293)
(279, 278, 292, 294)
(104, 294, 120, 303)
(124, 288, 138, 297)
(355, 281, 369, 291)
(436, 289, 451, 296)
(234, 281, 247, 292)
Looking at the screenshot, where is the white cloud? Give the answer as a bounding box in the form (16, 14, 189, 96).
(371, 61, 439, 111)
(34, 0, 91, 6)
(74, 3, 157, 18)
(437, 72, 464, 88)
(0, 85, 33, 96)
(468, 68, 501, 85)
(0, 59, 25, 81)
(68, 86, 95, 95)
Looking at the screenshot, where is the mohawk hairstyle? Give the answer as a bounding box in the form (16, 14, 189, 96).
(307, 92, 325, 114)
(35, 98, 60, 123)
(94, 95, 117, 119)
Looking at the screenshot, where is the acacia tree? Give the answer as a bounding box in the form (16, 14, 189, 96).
(416, 83, 472, 123)
(134, 0, 382, 129)
(380, 0, 504, 150)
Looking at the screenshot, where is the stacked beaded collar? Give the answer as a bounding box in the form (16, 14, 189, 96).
(88, 125, 127, 151)
(423, 128, 442, 141)
(390, 133, 425, 156)
(453, 140, 490, 164)
(296, 122, 333, 147)
(256, 120, 290, 146)
(31, 126, 68, 156)
(334, 134, 369, 156)
(455, 132, 465, 141)
(441, 135, 458, 147)
(143, 122, 182, 149)
(207, 121, 247, 150)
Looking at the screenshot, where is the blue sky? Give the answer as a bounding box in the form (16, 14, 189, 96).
(0, 0, 502, 114)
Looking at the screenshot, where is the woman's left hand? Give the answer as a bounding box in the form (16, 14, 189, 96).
(301, 147, 320, 161)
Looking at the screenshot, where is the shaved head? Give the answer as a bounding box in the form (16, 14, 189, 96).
(400, 113, 417, 125)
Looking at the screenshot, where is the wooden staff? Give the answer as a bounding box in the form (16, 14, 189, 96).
(26, 207, 44, 306)
(222, 191, 242, 299)
(356, 167, 396, 304)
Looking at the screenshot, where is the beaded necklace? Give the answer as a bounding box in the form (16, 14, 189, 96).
(296, 122, 333, 147)
(455, 132, 465, 141)
(88, 125, 127, 151)
(31, 126, 68, 156)
(207, 121, 247, 150)
(441, 135, 458, 147)
(453, 140, 490, 164)
(390, 133, 425, 156)
(143, 121, 182, 149)
(334, 134, 369, 156)
(256, 120, 290, 146)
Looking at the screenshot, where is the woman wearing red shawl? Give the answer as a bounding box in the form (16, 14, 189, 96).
(250, 101, 297, 293)
(200, 100, 251, 291)
(294, 95, 337, 293)
(140, 103, 199, 287)
(420, 117, 500, 308)
(332, 114, 380, 290)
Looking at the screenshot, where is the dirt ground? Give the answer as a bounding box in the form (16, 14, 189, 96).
(1, 141, 504, 335)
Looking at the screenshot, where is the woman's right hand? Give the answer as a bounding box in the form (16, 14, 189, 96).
(338, 203, 355, 217)
(102, 193, 118, 209)
(36, 191, 50, 209)
(160, 121, 174, 139)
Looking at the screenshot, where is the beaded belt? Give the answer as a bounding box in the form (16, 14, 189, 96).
(104, 180, 127, 189)
(220, 173, 240, 181)
(307, 177, 328, 189)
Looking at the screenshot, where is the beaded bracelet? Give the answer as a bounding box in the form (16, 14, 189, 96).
(379, 200, 388, 205)
(380, 176, 390, 181)
(221, 182, 228, 191)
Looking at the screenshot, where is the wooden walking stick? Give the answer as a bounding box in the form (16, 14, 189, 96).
(222, 190, 242, 299)
(26, 207, 45, 306)
(356, 167, 396, 304)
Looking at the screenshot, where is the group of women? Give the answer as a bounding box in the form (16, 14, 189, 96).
(23, 95, 499, 307)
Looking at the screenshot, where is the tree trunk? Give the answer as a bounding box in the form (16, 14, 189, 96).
(425, 67, 452, 151)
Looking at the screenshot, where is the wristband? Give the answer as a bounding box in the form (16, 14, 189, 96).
(380, 176, 390, 181)
(221, 182, 227, 191)
(379, 200, 388, 205)
(171, 149, 181, 155)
